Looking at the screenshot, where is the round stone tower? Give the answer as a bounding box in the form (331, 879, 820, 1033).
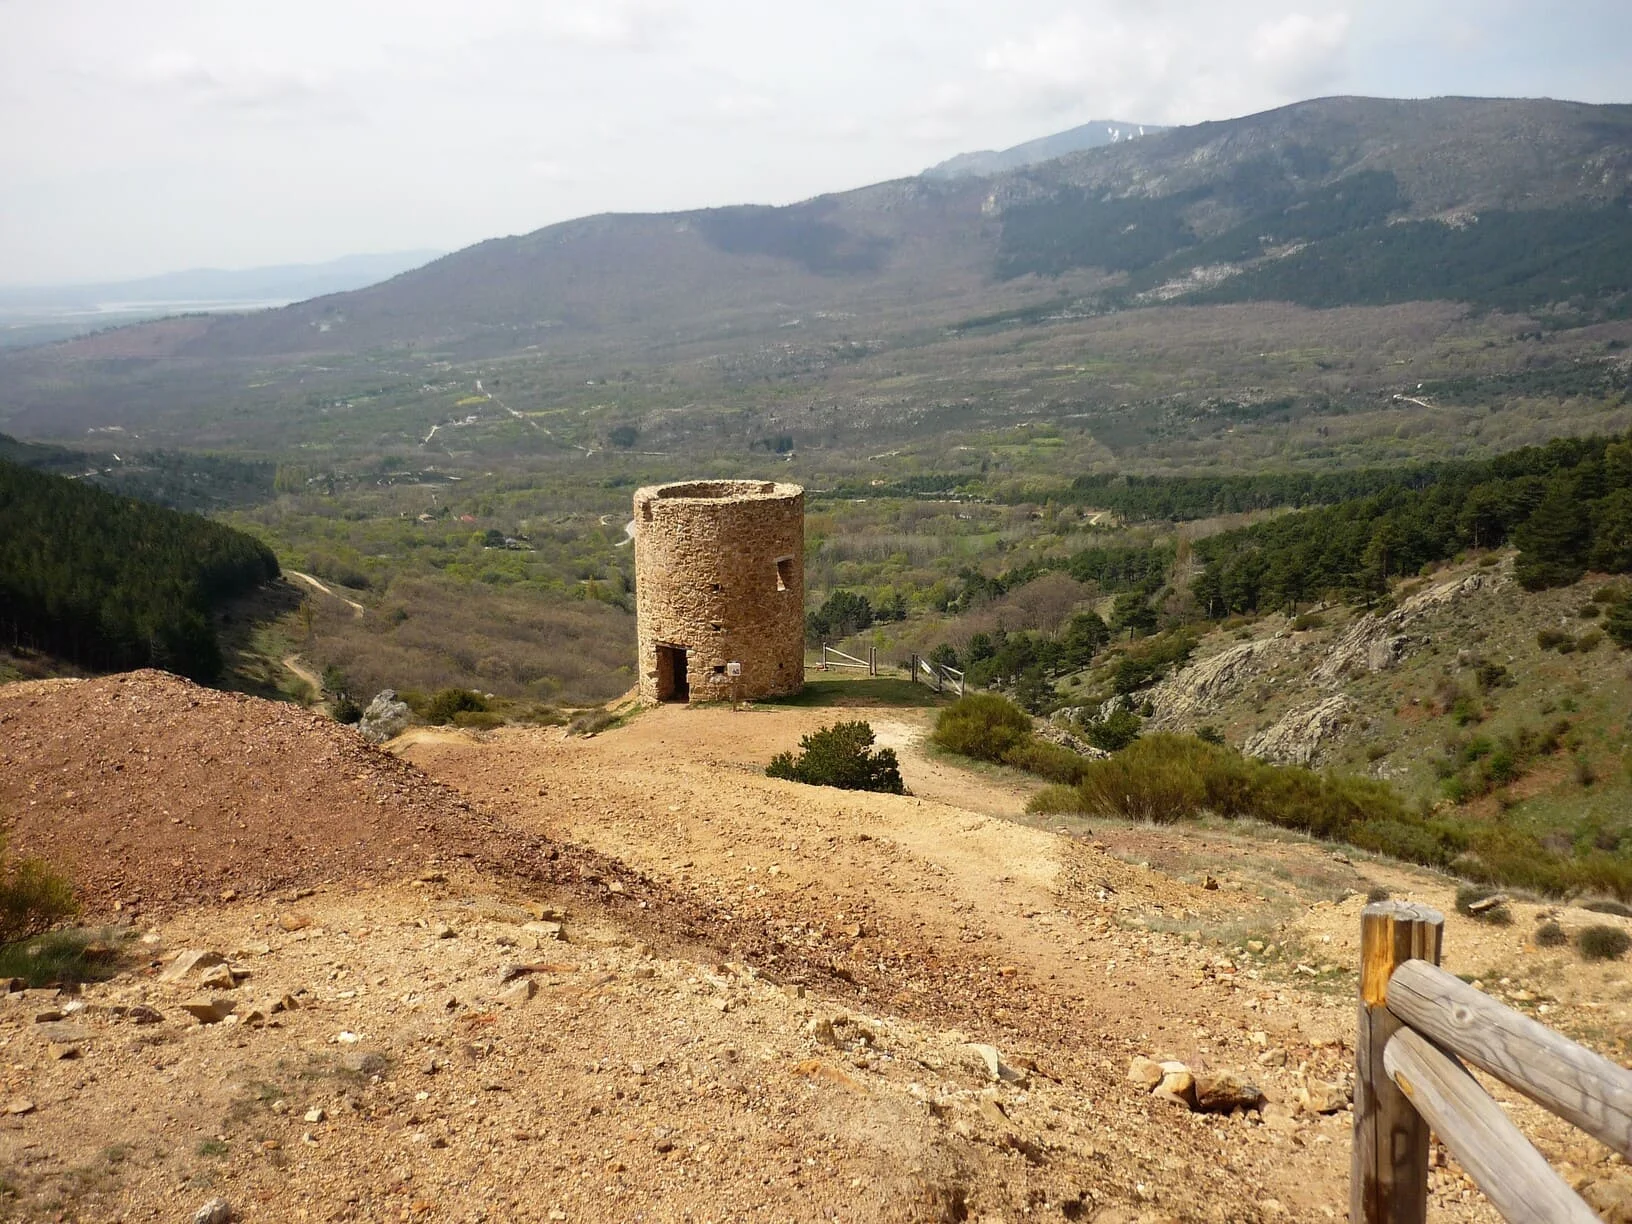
(633, 480, 805, 703)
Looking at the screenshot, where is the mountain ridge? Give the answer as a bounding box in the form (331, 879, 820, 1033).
(923, 119, 1165, 179)
(2, 94, 1630, 440)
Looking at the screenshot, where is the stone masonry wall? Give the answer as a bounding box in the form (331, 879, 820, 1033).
(633, 480, 805, 702)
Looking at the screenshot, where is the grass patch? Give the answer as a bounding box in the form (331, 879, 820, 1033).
(566, 707, 625, 736)
(0, 927, 126, 988)
(770, 673, 946, 708)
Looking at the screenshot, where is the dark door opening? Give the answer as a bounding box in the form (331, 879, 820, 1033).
(656, 644, 690, 702)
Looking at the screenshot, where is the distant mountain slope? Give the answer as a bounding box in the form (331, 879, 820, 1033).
(923, 120, 1164, 179)
(2, 95, 1630, 424)
(0, 251, 442, 311)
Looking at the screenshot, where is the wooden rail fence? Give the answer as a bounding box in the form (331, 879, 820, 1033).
(906, 653, 964, 695)
(1353, 900, 1632, 1222)
(818, 644, 877, 675)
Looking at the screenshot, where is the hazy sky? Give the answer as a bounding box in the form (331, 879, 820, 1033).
(3, 0, 1629, 284)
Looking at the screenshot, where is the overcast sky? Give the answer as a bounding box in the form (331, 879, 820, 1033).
(3, 0, 1629, 284)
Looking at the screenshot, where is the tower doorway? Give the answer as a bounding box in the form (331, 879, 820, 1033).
(655, 644, 690, 702)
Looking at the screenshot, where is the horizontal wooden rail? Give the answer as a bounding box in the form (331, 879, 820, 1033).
(1383, 1027, 1598, 1224)
(1388, 958, 1632, 1159)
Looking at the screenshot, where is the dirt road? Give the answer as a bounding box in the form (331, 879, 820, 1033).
(286, 569, 364, 618)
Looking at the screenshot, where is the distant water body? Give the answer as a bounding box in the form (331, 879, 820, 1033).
(13, 298, 291, 319)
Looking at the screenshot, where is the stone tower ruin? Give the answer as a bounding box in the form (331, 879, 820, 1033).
(633, 480, 805, 703)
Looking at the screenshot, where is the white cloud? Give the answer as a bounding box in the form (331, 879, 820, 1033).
(1250, 11, 1352, 95)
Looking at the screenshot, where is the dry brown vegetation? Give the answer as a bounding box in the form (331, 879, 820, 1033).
(305, 577, 634, 705)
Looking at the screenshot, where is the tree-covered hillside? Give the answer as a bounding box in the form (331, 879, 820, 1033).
(0, 460, 280, 680)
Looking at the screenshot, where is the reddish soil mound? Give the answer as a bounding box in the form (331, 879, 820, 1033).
(0, 671, 626, 917)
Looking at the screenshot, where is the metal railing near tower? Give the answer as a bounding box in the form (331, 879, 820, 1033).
(1351, 900, 1630, 1223)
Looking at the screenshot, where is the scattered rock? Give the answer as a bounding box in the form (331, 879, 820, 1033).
(278, 913, 313, 933)
(35, 1022, 91, 1044)
(5, 1098, 36, 1115)
(304, 1106, 326, 1123)
(358, 691, 412, 743)
(197, 963, 237, 991)
(1300, 1077, 1349, 1115)
(159, 949, 226, 982)
(126, 1005, 164, 1025)
(179, 997, 236, 1025)
(806, 1017, 841, 1048)
(497, 979, 537, 1006)
(1156, 1061, 1195, 1105)
(1468, 893, 1511, 915)
(1583, 1176, 1632, 1224)
(1193, 1073, 1264, 1114)
(963, 1042, 1028, 1085)
(1127, 1056, 1164, 1089)
(46, 1042, 81, 1060)
(341, 1050, 388, 1076)
(523, 921, 563, 945)
(192, 1198, 232, 1224)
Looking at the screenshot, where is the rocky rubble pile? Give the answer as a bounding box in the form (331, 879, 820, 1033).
(0, 671, 651, 918)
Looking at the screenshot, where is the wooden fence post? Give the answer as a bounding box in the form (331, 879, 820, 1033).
(1352, 901, 1444, 1224)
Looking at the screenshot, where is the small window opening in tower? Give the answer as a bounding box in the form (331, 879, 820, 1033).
(641, 501, 653, 522)
(775, 556, 794, 592)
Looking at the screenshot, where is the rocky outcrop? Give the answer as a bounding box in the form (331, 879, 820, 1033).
(1037, 717, 1108, 758)
(1312, 572, 1496, 687)
(358, 690, 411, 744)
(1142, 638, 1286, 725)
(1243, 696, 1354, 766)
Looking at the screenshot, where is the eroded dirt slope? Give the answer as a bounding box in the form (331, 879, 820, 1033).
(2, 677, 1629, 1221)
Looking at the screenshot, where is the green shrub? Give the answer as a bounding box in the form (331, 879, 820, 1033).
(452, 709, 506, 729)
(766, 721, 904, 794)
(932, 694, 1032, 763)
(331, 695, 364, 725)
(1536, 628, 1573, 651)
(1001, 739, 1091, 785)
(1291, 613, 1325, 631)
(0, 840, 77, 945)
(422, 688, 489, 725)
(1079, 705, 1143, 752)
(1577, 924, 1631, 961)
(1197, 725, 1225, 745)
(1534, 920, 1568, 947)
(1366, 885, 1392, 903)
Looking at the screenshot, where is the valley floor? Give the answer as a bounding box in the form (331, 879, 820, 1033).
(1, 678, 1629, 1221)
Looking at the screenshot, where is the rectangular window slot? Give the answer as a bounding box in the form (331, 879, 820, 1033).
(710, 622, 723, 632)
(712, 664, 726, 675)
(775, 556, 794, 592)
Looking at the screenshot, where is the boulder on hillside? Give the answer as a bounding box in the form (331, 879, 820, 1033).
(358, 690, 411, 743)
